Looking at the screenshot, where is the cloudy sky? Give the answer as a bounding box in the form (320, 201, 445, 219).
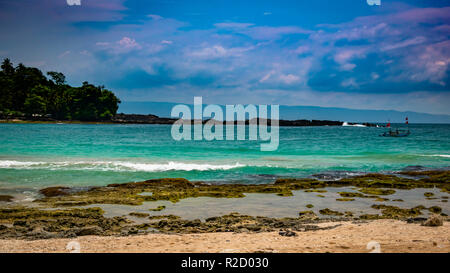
(0, 0, 449, 114)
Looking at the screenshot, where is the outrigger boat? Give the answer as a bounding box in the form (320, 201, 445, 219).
(380, 117, 410, 137)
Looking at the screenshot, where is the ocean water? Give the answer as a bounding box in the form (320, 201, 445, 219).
(0, 123, 449, 193)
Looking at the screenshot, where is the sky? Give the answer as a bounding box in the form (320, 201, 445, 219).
(0, 0, 449, 115)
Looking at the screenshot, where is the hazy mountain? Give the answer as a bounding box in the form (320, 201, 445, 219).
(119, 101, 450, 123)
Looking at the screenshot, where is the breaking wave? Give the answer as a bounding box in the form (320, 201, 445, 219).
(0, 160, 245, 172)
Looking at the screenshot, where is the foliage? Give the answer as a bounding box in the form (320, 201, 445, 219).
(0, 58, 120, 121)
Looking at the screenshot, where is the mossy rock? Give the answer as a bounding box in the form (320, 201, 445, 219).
(336, 198, 355, 202)
(371, 204, 424, 219)
(359, 188, 396, 195)
(33, 171, 450, 208)
(39, 187, 70, 197)
(0, 206, 131, 239)
(428, 206, 442, 214)
(129, 212, 150, 218)
(304, 189, 327, 193)
(298, 210, 318, 220)
(319, 208, 343, 216)
(149, 205, 166, 211)
(0, 195, 13, 202)
(338, 192, 365, 198)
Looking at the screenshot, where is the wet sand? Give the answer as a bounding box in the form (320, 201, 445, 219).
(1, 220, 448, 253)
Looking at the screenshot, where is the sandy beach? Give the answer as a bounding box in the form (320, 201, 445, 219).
(1, 220, 448, 253)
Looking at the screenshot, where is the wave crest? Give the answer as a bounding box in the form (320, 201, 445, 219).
(0, 160, 245, 172)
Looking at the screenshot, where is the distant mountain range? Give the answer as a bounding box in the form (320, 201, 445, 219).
(118, 101, 450, 123)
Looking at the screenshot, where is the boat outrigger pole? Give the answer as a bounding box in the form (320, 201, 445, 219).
(380, 117, 410, 137)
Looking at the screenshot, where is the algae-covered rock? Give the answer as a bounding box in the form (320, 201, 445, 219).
(0, 206, 130, 239)
(336, 198, 355, 202)
(359, 188, 396, 195)
(304, 189, 327, 193)
(39, 187, 70, 197)
(149, 205, 166, 211)
(298, 210, 317, 220)
(428, 206, 442, 214)
(129, 212, 150, 218)
(33, 171, 450, 207)
(338, 192, 365, 198)
(0, 195, 13, 202)
(319, 208, 343, 216)
(371, 204, 424, 219)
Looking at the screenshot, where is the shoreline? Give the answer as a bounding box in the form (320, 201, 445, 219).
(0, 114, 380, 127)
(1, 219, 448, 253)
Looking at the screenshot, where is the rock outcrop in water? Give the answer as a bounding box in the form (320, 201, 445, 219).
(2, 112, 379, 127)
(111, 114, 379, 127)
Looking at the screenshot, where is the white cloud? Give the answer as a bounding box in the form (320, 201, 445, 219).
(279, 74, 300, 84)
(118, 37, 140, 49)
(58, 50, 71, 58)
(259, 70, 275, 83)
(147, 14, 163, 20)
(341, 78, 359, 89)
(214, 22, 254, 28)
(188, 45, 252, 59)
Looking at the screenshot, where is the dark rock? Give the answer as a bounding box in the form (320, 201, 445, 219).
(0, 195, 14, 202)
(13, 220, 28, 227)
(183, 219, 202, 227)
(26, 229, 56, 239)
(279, 229, 297, 237)
(39, 186, 70, 197)
(126, 227, 139, 235)
(75, 226, 103, 236)
(406, 217, 427, 223)
(244, 224, 262, 232)
(112, 114, 176, 124)
(111, 113, 379, 127)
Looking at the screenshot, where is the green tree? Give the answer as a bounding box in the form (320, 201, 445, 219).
(24, 94, 46, 115)
(0, 58, 121, 121)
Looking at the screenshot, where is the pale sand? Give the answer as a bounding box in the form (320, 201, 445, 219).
(0, 220, 449, 253)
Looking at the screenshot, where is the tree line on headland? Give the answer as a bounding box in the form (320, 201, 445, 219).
(0, 58, 120, 121)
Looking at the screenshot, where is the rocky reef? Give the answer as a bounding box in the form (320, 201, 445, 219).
(0, 170, 448, 239)
(0, 207, 130, 239)
(35, 171, 450, 207)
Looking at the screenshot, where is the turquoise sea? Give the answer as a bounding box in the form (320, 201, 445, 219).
(0, 123, 449, 196)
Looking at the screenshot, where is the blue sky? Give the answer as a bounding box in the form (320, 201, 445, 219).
(0, 0, 449, 114)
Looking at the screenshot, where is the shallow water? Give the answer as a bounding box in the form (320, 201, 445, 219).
(79, 187, 450, 222)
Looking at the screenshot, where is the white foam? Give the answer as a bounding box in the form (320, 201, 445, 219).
(342, 122, 366, 127)
(0, 160, 42, 168)
(426, 154, 450, 158)
(0, 160, 245, 172)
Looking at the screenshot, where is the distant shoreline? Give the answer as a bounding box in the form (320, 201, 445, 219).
(0, 113, 380, 127)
